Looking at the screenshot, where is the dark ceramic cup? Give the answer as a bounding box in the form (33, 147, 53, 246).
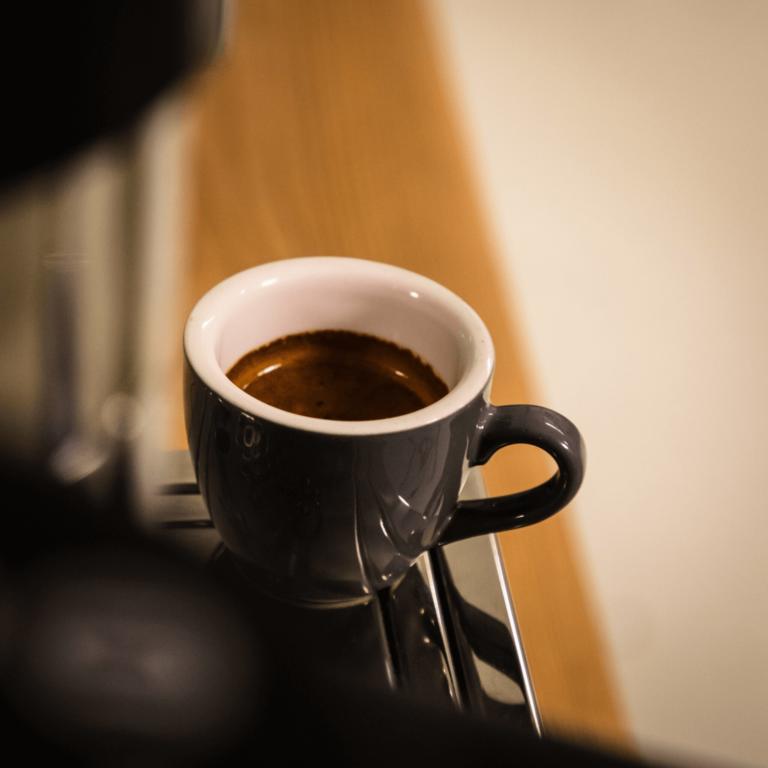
(184, 258, 584, 606)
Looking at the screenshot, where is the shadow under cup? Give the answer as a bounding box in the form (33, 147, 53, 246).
(184, 258, 583, 605)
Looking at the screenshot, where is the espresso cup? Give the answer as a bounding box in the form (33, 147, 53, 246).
(184, 257, 584, 605)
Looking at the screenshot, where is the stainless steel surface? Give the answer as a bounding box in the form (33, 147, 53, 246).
(153, 450, 539, 732)
(491, 533, 543, 735)
(416, 553, 463, 707)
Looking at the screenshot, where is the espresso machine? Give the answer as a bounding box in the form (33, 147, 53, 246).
(0, 0, 230, 509)
(0, 2, 255, 760)
(0, 4, 646, 766)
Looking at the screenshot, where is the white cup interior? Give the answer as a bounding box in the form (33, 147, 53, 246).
(185, 258, 494, 435)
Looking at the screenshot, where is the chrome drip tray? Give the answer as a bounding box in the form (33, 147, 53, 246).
(151, 450, 540, 735)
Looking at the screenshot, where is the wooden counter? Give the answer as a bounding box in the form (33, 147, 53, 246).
(169, 0, 629, 750)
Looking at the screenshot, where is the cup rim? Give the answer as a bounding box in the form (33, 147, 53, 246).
(184, 257, 494, 436)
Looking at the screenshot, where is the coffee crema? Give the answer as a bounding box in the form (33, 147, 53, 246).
(226, 330, 449, 421)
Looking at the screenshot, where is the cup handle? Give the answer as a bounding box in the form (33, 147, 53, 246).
(438, 405, 585, 545)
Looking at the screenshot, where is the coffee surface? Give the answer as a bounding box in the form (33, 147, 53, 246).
(227, 330, 448, 421)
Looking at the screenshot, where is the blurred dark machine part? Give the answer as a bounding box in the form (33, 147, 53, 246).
(0, 2, 257, 762)
(0, 0, 229, 511)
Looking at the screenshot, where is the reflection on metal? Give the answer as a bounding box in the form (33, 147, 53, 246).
(491, 533, 542, 735)
(49, 437, 108, 485)
(154, 452, 539, 734)
(417, 555, 462, 707)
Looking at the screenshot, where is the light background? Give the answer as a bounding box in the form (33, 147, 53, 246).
(429, 2, 768, 766)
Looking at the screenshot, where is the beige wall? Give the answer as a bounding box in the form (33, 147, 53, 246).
(429, 2, 768, 766)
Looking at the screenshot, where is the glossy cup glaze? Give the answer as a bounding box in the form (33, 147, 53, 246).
(184, 258, 584, 605)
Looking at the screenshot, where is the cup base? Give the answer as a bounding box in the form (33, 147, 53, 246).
(210, 545, 378, 610)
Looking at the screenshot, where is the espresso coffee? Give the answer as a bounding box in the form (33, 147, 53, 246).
(227, 330, 448, 420)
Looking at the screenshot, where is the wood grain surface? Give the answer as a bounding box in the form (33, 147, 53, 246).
(169, 0, 629, 749)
